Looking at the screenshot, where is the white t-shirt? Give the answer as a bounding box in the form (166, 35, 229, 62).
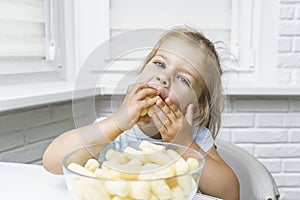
(114, 124, 215, 153)
(95, 117, 215, 152)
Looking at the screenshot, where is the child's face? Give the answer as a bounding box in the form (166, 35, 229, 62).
(136, 38, 204, 117)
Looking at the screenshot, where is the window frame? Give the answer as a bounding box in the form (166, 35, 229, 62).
(0, 0, 110, 112)
(227, 0, 300, 95)
(0, 0, 64, 78)
(0, 0, 78, 112)
(227, 0, 280, 89)
(99, 0, 296, 96)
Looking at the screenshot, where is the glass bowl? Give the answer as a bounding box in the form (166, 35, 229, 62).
(62, 140, 205, 200)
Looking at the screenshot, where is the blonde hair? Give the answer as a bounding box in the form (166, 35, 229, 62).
(140, 26, 224, 138)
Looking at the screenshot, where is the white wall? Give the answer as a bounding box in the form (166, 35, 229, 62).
(220, 96, 300, 199)
(0, 1, 300, 199)
(278, 0, 300, 85)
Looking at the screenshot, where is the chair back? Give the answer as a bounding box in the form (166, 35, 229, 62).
(216, 140, 280, 200)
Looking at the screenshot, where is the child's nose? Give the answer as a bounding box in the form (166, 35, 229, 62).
(155, 75, 169, 87)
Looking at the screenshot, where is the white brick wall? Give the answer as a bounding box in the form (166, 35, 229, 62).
(218, 96, 300, 200)
(294, 38, 300, 51)
(278, 5, 300, 199)
(279, 37, 293, 52)
(0, 102, 76, 164)
(279, 0, 300, 87)
(280, 5, 295, 19)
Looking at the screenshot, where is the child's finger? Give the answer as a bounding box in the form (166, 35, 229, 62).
(156, 98, 179, 123)
(152, 105, 170, 127)
(165, 98, 181, 118)
(127, 83, 146, 94)
(156, 98, 171, 115)
(151, 110, 166, 133)
(145, 96, 159, 107)
(136, 87, 159, 100)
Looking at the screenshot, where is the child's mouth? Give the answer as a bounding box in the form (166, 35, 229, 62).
(148, 84, 168, 101)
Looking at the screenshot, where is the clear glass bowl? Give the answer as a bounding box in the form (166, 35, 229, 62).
(63, 140, 205, 200)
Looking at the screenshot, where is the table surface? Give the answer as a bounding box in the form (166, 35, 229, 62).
(0, 162, 220, 200)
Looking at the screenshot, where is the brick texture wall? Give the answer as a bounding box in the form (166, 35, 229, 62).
(220, 96, 300, 200)
(0, 103, 76, 164)
(279, 0, 300, 85)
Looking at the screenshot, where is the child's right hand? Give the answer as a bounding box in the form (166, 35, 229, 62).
(113, 83, 159, 131)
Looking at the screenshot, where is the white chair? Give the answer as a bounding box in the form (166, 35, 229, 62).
(216, 140, 280, 200)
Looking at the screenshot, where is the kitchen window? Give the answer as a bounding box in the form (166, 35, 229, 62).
(95, 0, 284, 96)
(227, 0, 281, 94)
(96, 0, 233, 94)
(0, 0, 68, 82)
(0, 0, 290, 112)
(0, 0, 76, 112)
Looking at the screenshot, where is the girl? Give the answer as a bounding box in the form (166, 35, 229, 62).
(43, 26, 240, 200)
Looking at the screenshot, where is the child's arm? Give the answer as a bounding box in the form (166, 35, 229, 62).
(42, 115, 123, 174)
(190, 142, 240, 200)
(43, 83, 159, 174)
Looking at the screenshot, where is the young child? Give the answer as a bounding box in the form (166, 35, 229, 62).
(43, 26, 239, 200)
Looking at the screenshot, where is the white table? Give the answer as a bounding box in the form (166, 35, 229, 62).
(0, 162, 220, 200)
(0, 162, 72, 200)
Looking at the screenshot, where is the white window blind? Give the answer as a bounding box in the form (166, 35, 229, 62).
(0, 0, 77, 112)
(0, 0, 45, 58)
(0, 0, 63, 77)
(95, 0, 232, 94)
(110, 0, 231, 52)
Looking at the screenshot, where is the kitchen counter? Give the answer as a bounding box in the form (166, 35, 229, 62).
(0, 162, 220, 200)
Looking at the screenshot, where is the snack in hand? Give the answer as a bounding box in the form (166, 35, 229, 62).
(140, 98, 154, 117)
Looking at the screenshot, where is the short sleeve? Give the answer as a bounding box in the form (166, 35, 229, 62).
(193, 127, 215, 152)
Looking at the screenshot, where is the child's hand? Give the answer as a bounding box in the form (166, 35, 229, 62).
(113, 83, 159, 131)
(151, 98, 194, 146)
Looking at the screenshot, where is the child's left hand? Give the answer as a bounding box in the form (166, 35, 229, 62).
(151, 97, 194, 146)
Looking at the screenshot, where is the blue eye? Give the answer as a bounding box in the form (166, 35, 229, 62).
(154, 61, 165, 69)
(178, 75, 190, 87)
